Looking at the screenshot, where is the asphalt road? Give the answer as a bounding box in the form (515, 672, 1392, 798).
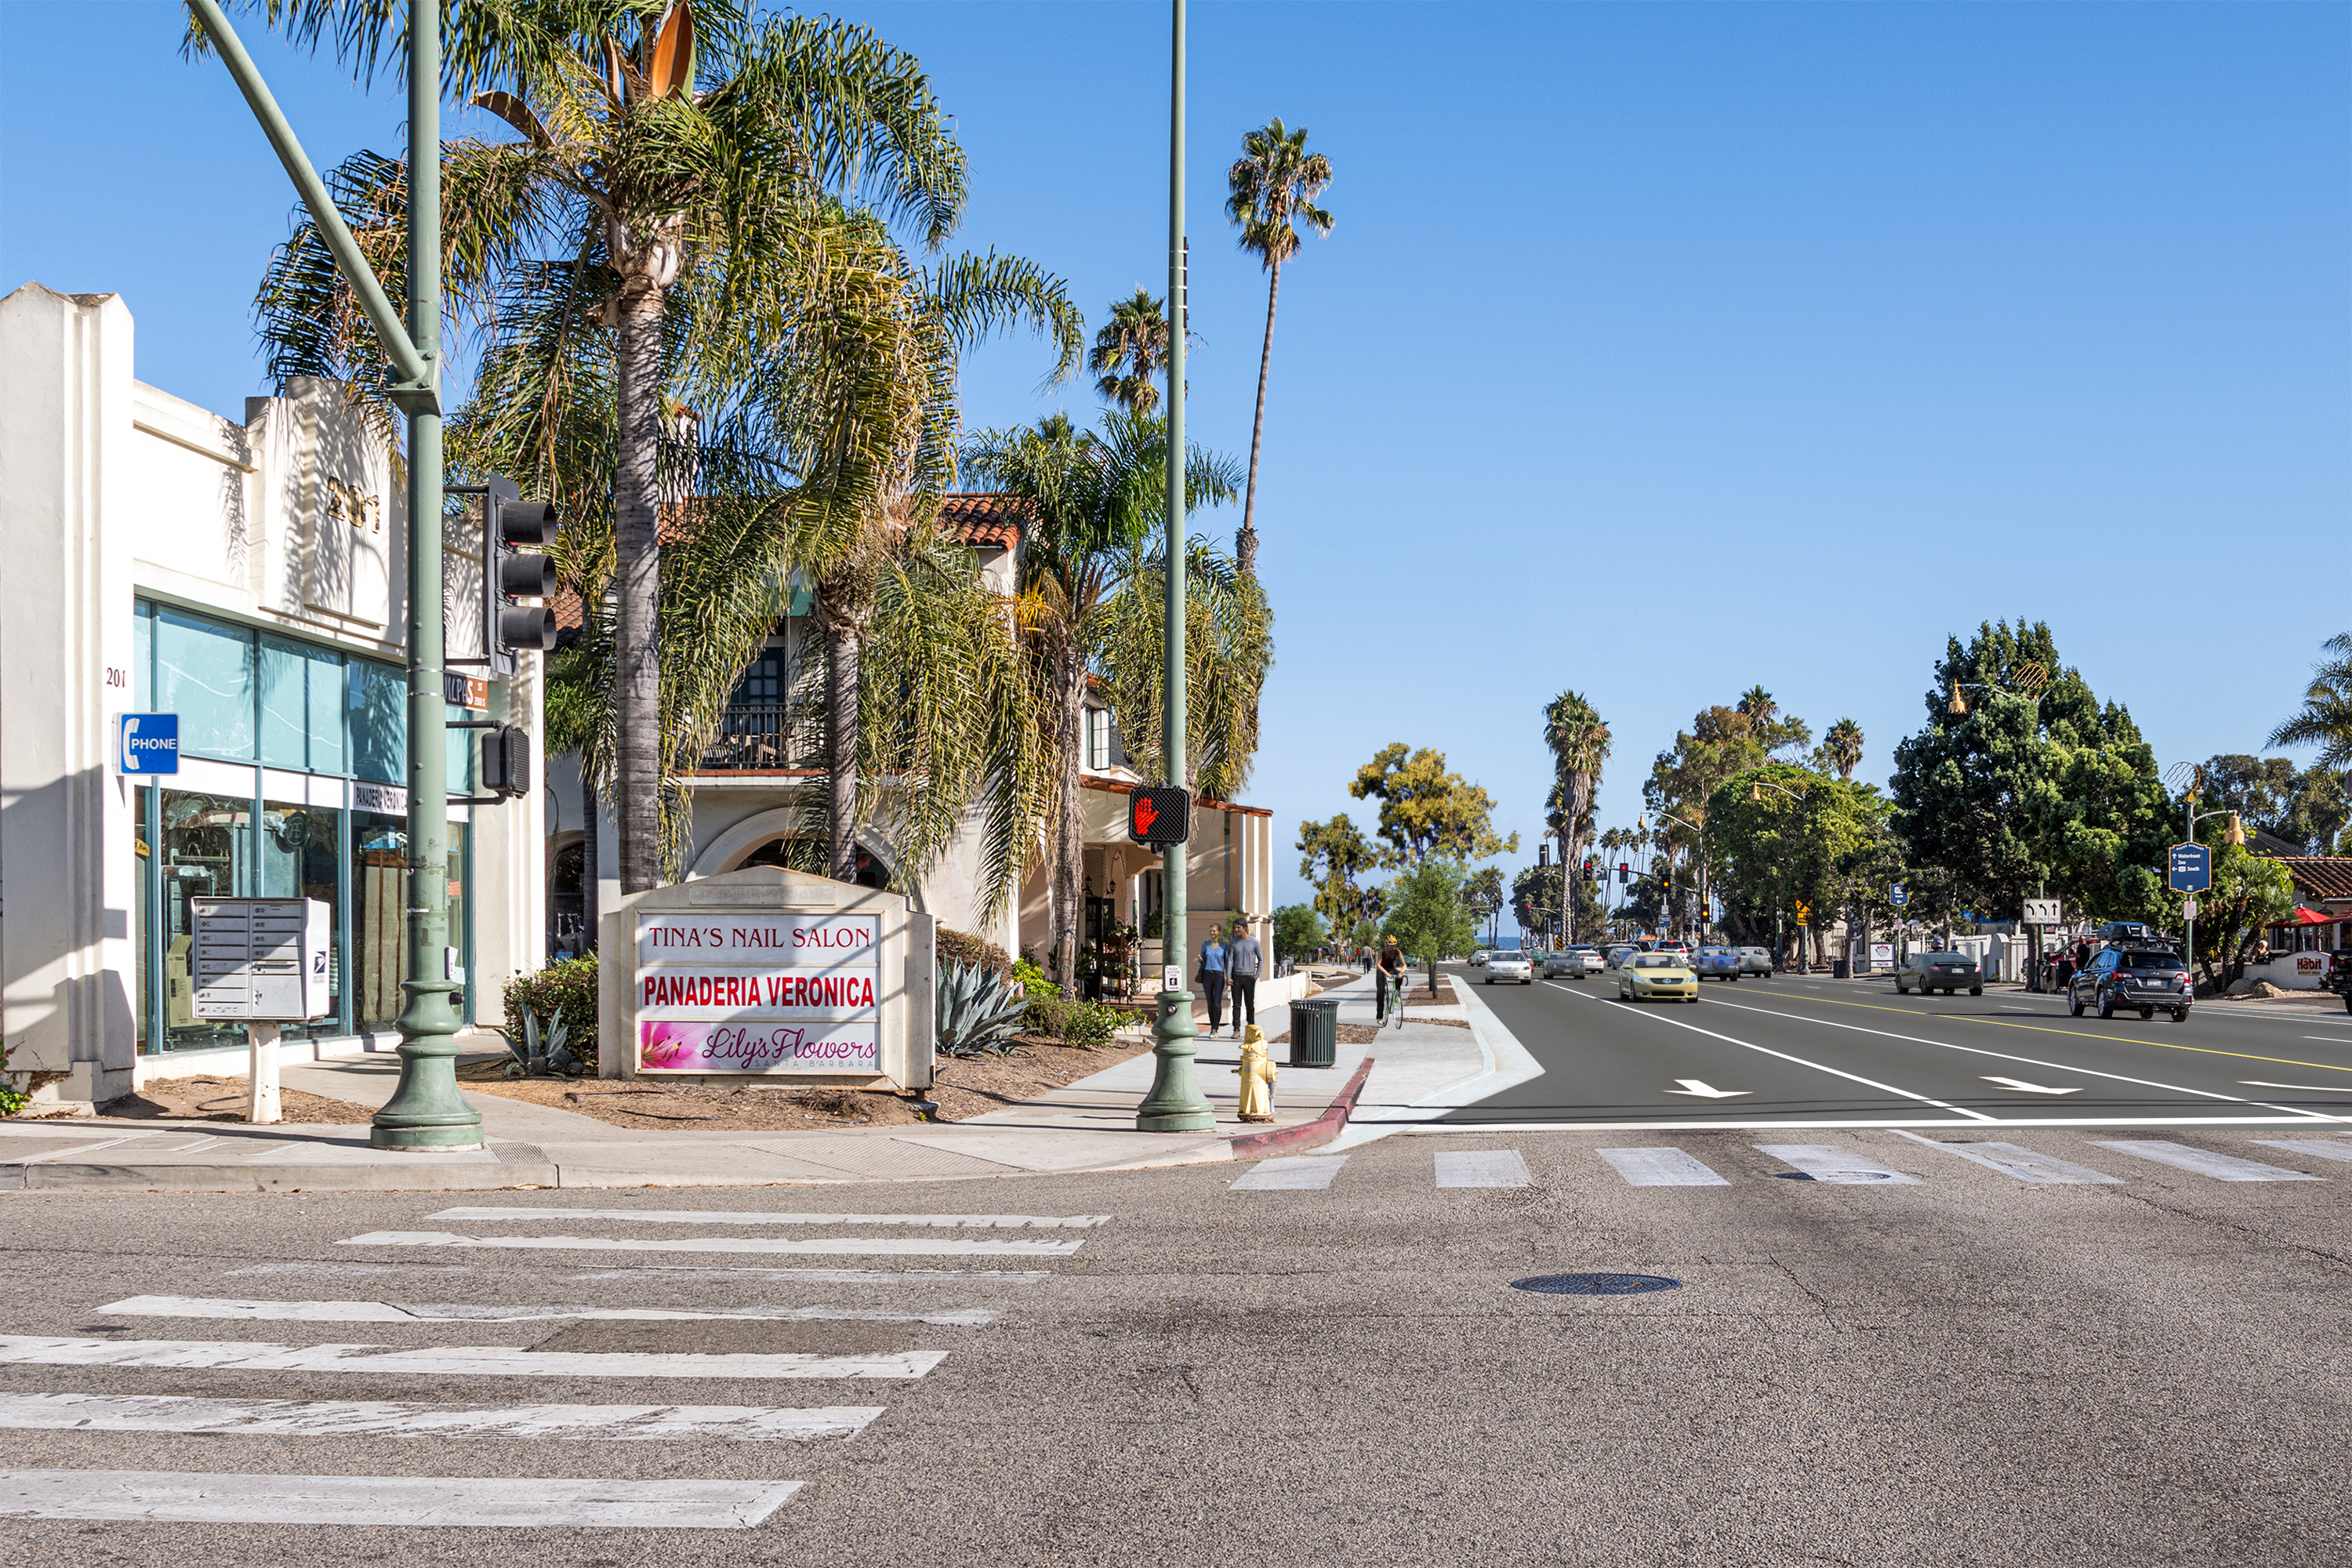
(1451, 964, 2352, 1128)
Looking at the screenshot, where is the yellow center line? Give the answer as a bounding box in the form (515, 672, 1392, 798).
(1735, 991, 2352, 1077)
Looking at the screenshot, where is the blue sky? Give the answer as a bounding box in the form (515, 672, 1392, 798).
(5, 2, 2346, 913)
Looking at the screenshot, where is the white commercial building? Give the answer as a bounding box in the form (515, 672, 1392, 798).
(0, 281, 545, 1112)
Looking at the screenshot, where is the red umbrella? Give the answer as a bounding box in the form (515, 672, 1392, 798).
(2270, 906, 2336, 927)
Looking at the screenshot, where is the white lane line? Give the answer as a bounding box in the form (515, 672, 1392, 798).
(2251, 1139, 2352, 1165)
(0, 1336, 946, 1380)
(1700, 994, 2347, 1123)
(0, 1392, 882, 1442)
(1606, 998, 1996, 1121)
(338, 1231, 1083, 1258)
(1887, 1130, 2121, 1185)
(0, 1469, 800, 1528)
(1595, 1148, 1730, 1187)
(1230, 1155, 1348, 1191)
(96, 1295, 1000, 1327)
(1755, 1145, 1919, 1184)
(429, 1208, 1110, 1229)
(223, 1261, 1054, 1285)
(1982, 1076, 2081, 1094)
(2241, 1081, 2352, 1094)
(2309, 1037, 2352, 1044)
(1433, 1150, 1531, 1189)
(2089, 1140, 2323, 1182)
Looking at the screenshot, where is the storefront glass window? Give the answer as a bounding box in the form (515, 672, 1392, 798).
(351, 811, 407, 1029)
(259, 801, 343, 1039)
(158, 788, 252, 1051)
(448, 822, 471, 1019)
(154, 609, 256, 763)
(350, 659, 405, 784)
(260, 637, 347, 774)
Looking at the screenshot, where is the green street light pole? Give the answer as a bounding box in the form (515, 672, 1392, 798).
(189, 0, 479, 1149)
(1137, 0, 1214, 1134)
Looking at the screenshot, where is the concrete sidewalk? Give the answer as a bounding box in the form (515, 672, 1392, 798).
(0, 967, 1536, 1192)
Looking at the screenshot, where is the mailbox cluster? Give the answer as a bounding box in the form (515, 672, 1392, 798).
(191, 898, 333, 1022)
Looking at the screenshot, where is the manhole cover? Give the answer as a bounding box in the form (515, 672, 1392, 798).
(1510, 1272, 1681, 1296)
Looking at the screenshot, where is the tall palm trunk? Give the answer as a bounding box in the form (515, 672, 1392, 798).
(825, 616, 862, 883)
(1048, 646, 1087, 986)
(612, 286, 667, 893)
(1234, 258, 1281, 577)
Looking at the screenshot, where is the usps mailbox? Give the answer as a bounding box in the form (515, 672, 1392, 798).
(191, 898, 332, 1021)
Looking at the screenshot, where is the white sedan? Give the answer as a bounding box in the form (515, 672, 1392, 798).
(1483, 953, 1534, 984)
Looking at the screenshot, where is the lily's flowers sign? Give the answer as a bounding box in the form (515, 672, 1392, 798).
(635, 913, 883, 1074)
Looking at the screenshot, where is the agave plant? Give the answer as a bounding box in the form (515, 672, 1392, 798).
(505, 1007, 586, 1079)
(935, 960, 1027, 1059)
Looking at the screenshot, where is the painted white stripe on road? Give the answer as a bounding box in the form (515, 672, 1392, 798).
(0, 1392, 881, 1442)
(1889, 1131, 2120, 1185)
(1433, 1150, 1531, 1188)
(0, 1336, 946, 1380)
(430, 1207, 1110, 1229)
(96, 1295, 999, 1327)
(1755, 1145, 1918, 1184)
(224, 1261, 1054, 1285)
(1595, 1148, 1730, 1187)
(0, 1468, 800, 1528)
(339, 1230, 1083, 1258)
(2091, 1140, 2323, 1181)
(1604, 1000, 1996, 1121)
(2250, 1139, 2352, 1165)
(1230, 1155, 1348, 1190)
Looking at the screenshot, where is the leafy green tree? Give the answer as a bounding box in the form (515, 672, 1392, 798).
(1298, 815, 1385, 935)
(1706, 763, 1893, 960)
(2185, 840, 2297, 989)
(2196, 755, 2347, 855)
(1271, 902, 1327, 962)
(1349, 745, 1519, 867)
(1225, 118, 1334, 577)
(1385, 855, 1479, 990)
(2267, 632, 2352, 773)
(1087, 290, 1171, 416)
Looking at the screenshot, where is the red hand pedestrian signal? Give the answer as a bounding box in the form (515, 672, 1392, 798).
(1127, 785, 1191, 847)
(1133, 797, 1160, 837)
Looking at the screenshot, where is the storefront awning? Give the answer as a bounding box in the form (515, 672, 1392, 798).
(2270, 906, 2336, 927)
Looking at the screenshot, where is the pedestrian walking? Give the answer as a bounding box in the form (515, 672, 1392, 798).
(1227, 920, 1262, 1037)
(1197, 922, 1230, 1036)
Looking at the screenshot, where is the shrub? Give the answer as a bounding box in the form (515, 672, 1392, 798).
(0, 1041, 26, 1116)
(1022, 993, 1069, 1039)
(1011, 959, 1058, 1000)
(505, 955, 598, 1061)
(1060, 1000, 1122, 1047)
(937, 960, 1027, 1058)
(937, 926, 1011, 978)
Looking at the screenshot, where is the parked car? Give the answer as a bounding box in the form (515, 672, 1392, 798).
(1736, 946, 1773, 976)
(1692, 946, 1740, 982)
(1896, 951, 1982, 996)
(1617, 952, 1698, 1004)
(2069, 946, 2191, 1022)
(1483, 952, 1534, 985)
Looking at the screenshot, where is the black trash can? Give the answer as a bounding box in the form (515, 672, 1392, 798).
(1832, 959, 1850, 979)
(1290, 997, 1340, 1068)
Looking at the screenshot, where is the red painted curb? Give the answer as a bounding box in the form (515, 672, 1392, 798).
(1227, 1055, 1374, 1159)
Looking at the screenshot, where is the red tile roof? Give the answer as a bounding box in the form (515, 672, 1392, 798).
(937, 492, 1029, 549)
(2274, 857, 2352, 902)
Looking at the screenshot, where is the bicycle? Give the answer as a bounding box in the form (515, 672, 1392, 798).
(1387, 967, 1410, 1029)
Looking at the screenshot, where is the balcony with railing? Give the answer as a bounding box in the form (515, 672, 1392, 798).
(695, 701, 824, 772)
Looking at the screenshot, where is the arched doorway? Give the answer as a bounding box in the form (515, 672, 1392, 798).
(734, 836, 893, 891)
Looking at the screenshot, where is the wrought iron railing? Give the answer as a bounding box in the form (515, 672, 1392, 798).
(696, 702, 822, 771)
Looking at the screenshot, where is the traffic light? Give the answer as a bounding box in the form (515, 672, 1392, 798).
(484, 479, 560, 677)
(1617, 862, 1629, 884)
(1700, 902, 1711, 920)
(1660, 867, 1674, 897)
(479, 724, 532, 799)
(1538, 843, 1548, 867)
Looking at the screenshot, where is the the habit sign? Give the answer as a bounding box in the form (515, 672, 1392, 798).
(635, 913, 880, 1074)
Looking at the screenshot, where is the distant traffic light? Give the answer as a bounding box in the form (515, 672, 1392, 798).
(1538, 843, 1548, 867)
(484, 479, 560, 677)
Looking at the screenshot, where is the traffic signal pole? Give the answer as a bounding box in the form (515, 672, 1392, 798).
(1135, 0, 1212, 1133)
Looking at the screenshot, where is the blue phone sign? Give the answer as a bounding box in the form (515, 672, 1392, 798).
(118, 713, 180, 775)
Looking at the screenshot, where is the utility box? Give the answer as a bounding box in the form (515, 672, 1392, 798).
(191, 898, 333, 1021)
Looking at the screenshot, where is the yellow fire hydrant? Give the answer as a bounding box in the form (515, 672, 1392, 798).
(1235, 1024, 1277, 1123)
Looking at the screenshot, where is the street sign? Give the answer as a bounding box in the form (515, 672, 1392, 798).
(2167, 843, 2212, 893)
(1889, 882, 1907, 907)
(2182, 898, 2199, 920)
(2021, 898, 2061, 925)
(190, 898, 332, 1021)
(118, 713, 179, 775)
(1126, 786, 1191, 848)
(1794, 899, 1812, 924)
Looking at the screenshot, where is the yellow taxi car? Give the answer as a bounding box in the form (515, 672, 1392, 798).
(1617, 951, 1699, 1004)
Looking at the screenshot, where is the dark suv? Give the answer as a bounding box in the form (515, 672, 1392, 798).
(2070, 946, 2192, 1022)
(2322, 949, 2352, 1014)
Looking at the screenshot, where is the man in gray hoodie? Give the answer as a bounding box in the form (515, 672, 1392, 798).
(1226, 920, 1263, 1038)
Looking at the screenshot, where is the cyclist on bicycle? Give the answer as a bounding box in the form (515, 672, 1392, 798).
(1377, 935, 1407, 1021)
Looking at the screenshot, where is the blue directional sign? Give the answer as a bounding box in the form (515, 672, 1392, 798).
(118, 713, 179, 775)
(2167, 842, 2212, 893)
(1889, 882, 1907, 907)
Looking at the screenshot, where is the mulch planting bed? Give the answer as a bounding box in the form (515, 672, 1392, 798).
(102, 1075, 377, 1124)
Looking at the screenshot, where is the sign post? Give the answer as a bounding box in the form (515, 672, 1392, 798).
(190, 898, 332, 1123)
(2169, 843, 2212, 975)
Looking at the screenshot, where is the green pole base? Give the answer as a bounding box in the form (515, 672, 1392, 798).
(371, 977, 485, 1150)
(1136, 986, 1215, 1133)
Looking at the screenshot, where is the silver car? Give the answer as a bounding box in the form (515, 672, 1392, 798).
(1483, 952, 1534, 984)
(1736, 946, 1773, 976)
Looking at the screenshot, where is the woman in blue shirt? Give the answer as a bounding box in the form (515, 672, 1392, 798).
(1197, 923, 1229, 1036)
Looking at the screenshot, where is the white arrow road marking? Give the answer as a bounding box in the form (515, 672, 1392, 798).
(338, 1231, 1083, 1258)
(94, 1295, 1000, 1327)
(1662, 1080, 1751, 1099)
(0, 1469, 800, 1528)
(0, 1392, 883, 1442)
(0, 1336, 946, 1380)
(1980, 1076, 2082, 1095)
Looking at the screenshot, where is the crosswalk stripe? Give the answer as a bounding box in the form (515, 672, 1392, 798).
(0, 1468, 800, 1528)
(96, 1295, 1000, 1327)
(2089, 1140, 2323, 1182)
(338, 1230, 1084, 1258)
(1904, 1140, 2121, 1185)
(1596, 1148, 1730, 1187)
(1230, 1155, 1348, 1191)
(1755, 1145, 1918, 1184)
(1434, 1150, 1532, 1189)
(0, 1392, 883, 1442)
(429, 1207, 1111, 1229)
(2249, 1139, 2352, 1166)
(225, 1261, 1056, 1285)
(0, 1336, 946, 1381)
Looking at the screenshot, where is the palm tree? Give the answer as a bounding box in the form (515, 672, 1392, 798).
(1100, 534, 1269, 804)
(235, 0, 1076, 895)
(1542, 691, 1610, 931)
(1225, 118, 1334, 577)
(2267, 633, 2352, 772)
(1087, 290, 1171, 417)
(1821, 717, 1864, 781)
(964, 412, 1240, 985)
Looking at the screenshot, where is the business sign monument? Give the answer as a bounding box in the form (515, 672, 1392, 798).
(600, 866, 935, 1089)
